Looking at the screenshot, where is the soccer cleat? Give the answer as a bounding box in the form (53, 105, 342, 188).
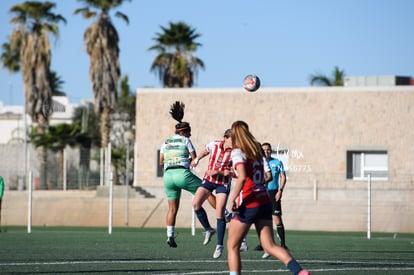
(298, 270, 311, 275)
(203, 228, 216, 245)
(240, 241, 248, 252)
(254, 244, 263, 251)
(167, 236, 177, 248)
(262, 252, 270, 259)
(213, 245, 224, 259)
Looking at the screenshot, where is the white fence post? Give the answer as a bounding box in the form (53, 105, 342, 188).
(125, 141, 130, 227)
(107, 143, 112, 234)
(27, 171, 32, 234)
(109, 171, 113, 235)
(100, 148, 104, 186)
(367, 174, 371, 239)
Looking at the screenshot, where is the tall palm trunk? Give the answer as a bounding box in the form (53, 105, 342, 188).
(100, 109, 111, 149)
(36, 116, 48, 190)
(101, 109, 111, 186)
(75, 0, 129, 186)
(22, 31, 53, 190)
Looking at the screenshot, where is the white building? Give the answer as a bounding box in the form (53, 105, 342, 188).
(0, 96, 78, 144)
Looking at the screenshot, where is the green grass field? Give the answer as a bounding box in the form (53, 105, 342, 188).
(0, 226, 413, 274)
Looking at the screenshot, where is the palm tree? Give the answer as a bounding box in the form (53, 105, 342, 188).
(74, 0, 130, 149)
(50, 70, 66, 96)
(1, 42, 21, 73)
(309, 66, 345, 86)
(6, 1, 66, 189)
(2, 42, 65, 97)
(149, 21, 205, 88)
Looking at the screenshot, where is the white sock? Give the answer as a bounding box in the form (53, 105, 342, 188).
(167, 226, 174, 237)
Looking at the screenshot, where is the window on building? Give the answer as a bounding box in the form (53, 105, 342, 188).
(346, 150, 388, 180)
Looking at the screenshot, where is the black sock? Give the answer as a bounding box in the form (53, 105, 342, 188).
(286, 259, 302, 275)
(217, 218, 226, 246)
(277, 223, 286, 247)
(194, 208, 211, 230)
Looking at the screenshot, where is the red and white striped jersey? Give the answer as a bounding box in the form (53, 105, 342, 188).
(203, 140, 232, 185)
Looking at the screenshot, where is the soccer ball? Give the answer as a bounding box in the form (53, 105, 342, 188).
(243, 74, 261, 92)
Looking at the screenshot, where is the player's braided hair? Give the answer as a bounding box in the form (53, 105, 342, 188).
(169, 101, 191, 134)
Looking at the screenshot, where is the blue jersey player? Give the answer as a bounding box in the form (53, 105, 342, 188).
(261, 142, 288, 258)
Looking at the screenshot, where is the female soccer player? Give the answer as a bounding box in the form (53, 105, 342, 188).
(160, 101, 214, 248)
(192, 129, 233, 258)
(226, 120, 310, 275)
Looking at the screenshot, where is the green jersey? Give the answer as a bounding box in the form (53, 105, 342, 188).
(160, 134, 195, 170)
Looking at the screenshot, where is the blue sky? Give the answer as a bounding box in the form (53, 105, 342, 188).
(1, 0, 413, 106)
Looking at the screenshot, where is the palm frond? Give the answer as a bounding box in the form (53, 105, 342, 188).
(148, 21, 204, 87)
(115, 11, 129, 24)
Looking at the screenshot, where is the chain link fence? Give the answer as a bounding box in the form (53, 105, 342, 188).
(0, 144, 101, 190)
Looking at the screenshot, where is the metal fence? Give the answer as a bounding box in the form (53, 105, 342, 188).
(0, 144, 101, 191)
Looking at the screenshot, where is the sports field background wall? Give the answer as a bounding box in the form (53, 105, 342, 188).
(135, 86, 414, 188)
(2, 184, 413, 233)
